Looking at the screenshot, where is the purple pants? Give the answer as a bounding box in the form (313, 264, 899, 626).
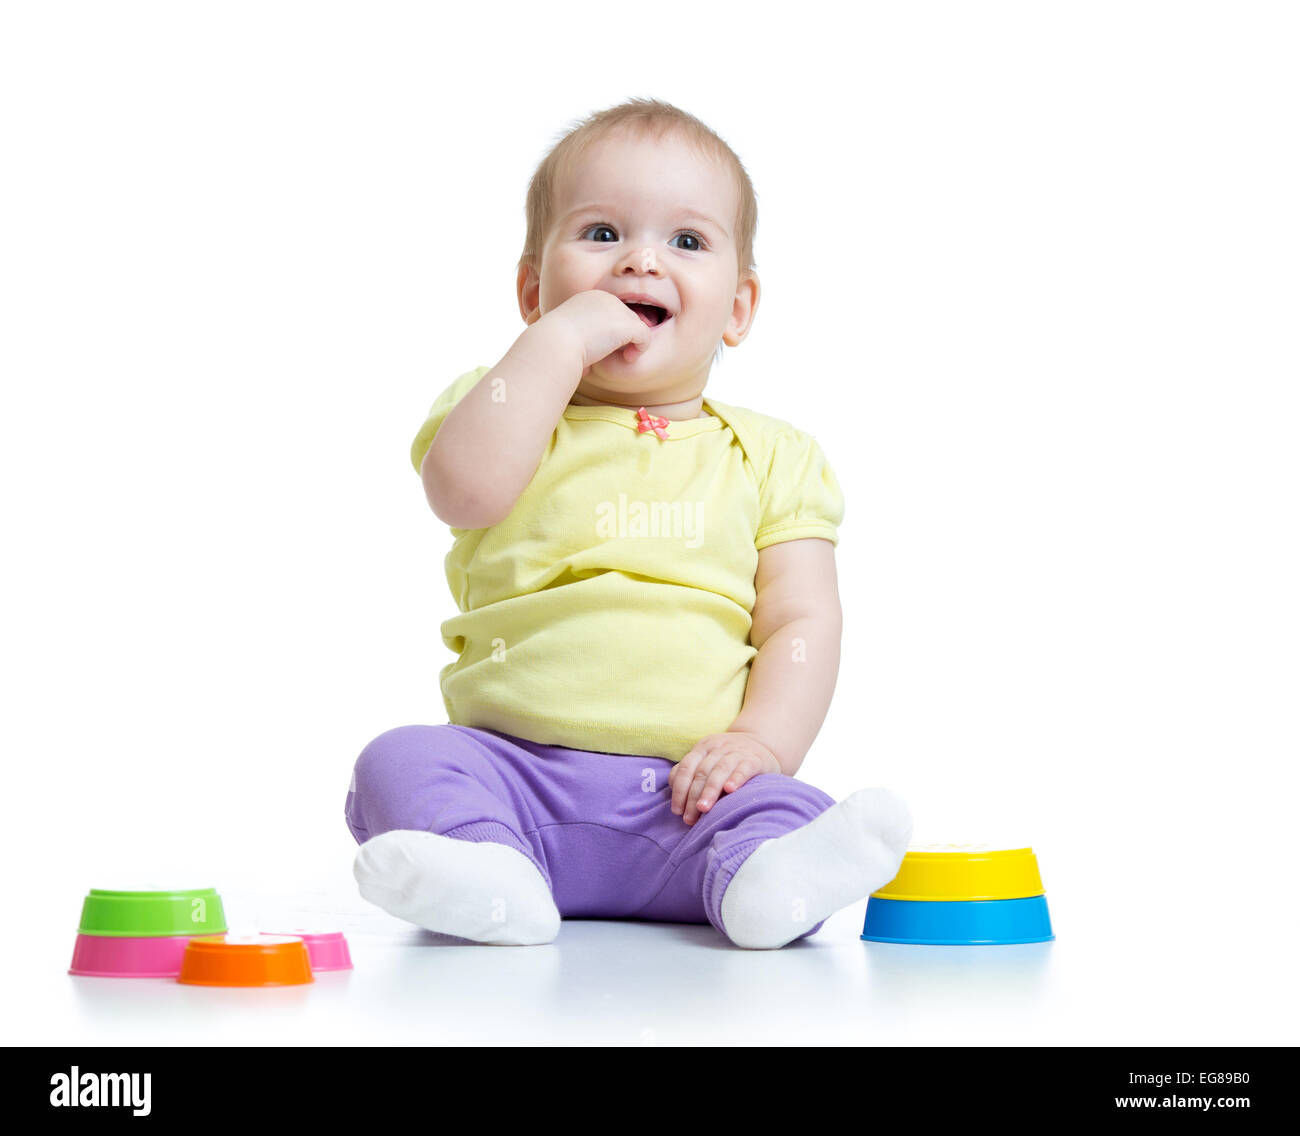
(344, 724, 838, 945)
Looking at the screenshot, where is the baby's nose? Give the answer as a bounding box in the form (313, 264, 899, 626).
(636, 247, 658, 274)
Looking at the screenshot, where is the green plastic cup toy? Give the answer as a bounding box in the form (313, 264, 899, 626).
(76, 888, 228, 938)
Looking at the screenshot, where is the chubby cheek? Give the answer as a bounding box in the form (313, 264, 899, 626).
(696, 275, 739, 319)
(689, 293, 735, 335)
(546, 265, 599, 308)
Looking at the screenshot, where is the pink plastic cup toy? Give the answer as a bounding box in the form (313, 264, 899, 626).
(261, 929, 353, 971)
(68, 933, 198, 978)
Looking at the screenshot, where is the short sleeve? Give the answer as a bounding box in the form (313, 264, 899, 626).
(754, 429, 845, 550)
(409, 366, 492, 474)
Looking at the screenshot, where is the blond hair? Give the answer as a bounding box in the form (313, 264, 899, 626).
(518, 97, 758, 283)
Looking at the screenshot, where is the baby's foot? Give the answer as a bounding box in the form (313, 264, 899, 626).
(353, 830, 560, 945)
(719, 788, 912, 949)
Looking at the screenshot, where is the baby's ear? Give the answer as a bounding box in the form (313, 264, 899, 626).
(723, 271, 760, 346)
(516, 261, 541, 324)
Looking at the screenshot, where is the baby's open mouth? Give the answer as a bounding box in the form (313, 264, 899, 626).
(625, 302, 671, 328)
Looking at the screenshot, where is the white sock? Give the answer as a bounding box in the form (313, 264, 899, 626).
(353, 830, 560, 946)
(719, 787, 913, 950)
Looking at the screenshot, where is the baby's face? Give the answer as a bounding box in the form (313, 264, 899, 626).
(521, 129, 757, 394)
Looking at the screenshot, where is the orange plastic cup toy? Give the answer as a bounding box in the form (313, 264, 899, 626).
(177, 934, 314, 986)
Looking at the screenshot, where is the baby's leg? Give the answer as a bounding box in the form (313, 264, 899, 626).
(715, 785, 912, 950)
(656, 774, 910, 949)
(345, 724, 560, 945)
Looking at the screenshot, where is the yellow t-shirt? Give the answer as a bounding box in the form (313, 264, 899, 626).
(410, 365, 844, 761)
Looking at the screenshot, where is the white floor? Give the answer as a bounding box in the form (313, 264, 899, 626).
(15, 874, 1291, 1047)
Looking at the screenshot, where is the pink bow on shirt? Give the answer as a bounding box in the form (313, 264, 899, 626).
(636, 406, 670, 441)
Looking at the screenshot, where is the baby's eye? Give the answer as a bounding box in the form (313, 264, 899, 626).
(582, 224, 618, 243)
(670, 231, 706, 252)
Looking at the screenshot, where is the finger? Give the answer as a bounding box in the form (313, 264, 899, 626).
(721, 756, 758, 793)
(629, 313, 652, 347)
(671, 749, 704, 815)
(683, 759, 717, 825)
(621, 321, 651, 363)
(697, 755, 746, 814)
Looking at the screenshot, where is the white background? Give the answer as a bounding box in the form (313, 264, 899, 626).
(2, 0, 1296, 1047)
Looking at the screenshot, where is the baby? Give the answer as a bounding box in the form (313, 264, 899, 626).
(345, 98, 912, 949)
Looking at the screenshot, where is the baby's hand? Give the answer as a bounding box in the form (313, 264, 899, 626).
(669, 732, 783, 825)
(549, 290, 653, 376)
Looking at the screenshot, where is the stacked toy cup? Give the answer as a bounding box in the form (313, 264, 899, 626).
(174, 928, 356, 986)
(177, 934, 315, 986)
(861, 844, 1055, 945)
(261, 929, 353, 972)
(69, 888, 229, 977)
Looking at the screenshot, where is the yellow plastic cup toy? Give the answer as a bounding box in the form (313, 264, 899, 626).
(871, 843, 1045, 902)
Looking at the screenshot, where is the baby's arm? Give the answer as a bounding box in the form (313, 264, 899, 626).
(671, 538, 842, 822)
(732, 537, 842, 771)
(421, 319, 582, 530)
(421, 292, 648, 529)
